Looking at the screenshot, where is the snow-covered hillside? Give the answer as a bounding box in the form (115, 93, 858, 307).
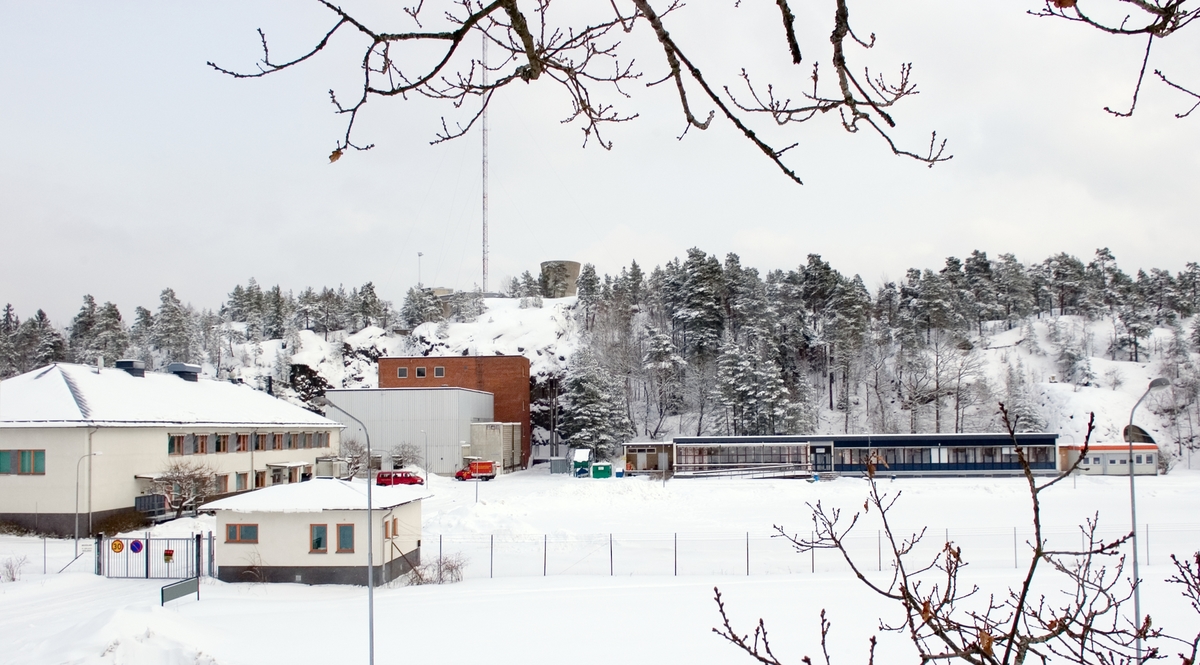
(212, 293, 1196, 464)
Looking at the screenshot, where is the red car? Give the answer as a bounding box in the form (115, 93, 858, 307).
(376, 471, 425, 486)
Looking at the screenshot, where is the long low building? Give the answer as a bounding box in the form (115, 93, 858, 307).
(0, 362, 342, 535)
(640, 432, 1061, 478)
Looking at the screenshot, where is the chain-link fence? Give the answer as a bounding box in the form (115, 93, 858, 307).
(423, 523, 1200, 579)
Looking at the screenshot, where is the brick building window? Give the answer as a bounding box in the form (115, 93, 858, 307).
(434, 366, 445, 378)
(416, 367, 427, 378)
(397, 367, 408, 378)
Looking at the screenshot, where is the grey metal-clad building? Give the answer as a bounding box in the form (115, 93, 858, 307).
(324, 388, 494, 475)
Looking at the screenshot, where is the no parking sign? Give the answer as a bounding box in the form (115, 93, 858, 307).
(130, 540, 143, 554)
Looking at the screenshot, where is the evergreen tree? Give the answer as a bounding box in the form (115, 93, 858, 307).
(400, 286, 442, 328)
(0, 304, 17, 378)
(560, 347, 629, 459)
(576, 263, 601, 330)
(152, 288, 197, 364)
(68, 295, 98, 362)
(90, 302, 129, 366)
(129, 306, 156, 367)
(1004, 360, 1046, 432)
(994, 253, 1033, 328)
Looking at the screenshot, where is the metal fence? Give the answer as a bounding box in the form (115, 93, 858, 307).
(100, 534, 214, 579)
(425, 523, 1200, 579)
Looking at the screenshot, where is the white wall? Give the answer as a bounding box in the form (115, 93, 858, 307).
(0, 425, 342, 517)
(326, 388, 494, 475)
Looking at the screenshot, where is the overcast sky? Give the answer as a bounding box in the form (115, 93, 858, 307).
(1, 1, 1197, 323)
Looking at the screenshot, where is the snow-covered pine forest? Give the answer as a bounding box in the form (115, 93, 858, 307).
(4, 249, 1200, 461)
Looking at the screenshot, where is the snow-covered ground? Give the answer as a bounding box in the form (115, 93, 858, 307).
(3, 469, 1200, 664)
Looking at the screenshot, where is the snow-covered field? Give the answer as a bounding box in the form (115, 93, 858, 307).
(3, 469, 1200, 664)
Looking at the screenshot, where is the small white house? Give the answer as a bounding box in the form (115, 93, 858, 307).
(202, 479, 427, 585)
(0, 362, 342, 535)
(1061, 443, 1159, 476)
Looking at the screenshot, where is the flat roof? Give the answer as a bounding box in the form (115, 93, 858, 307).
(674, 433, 1058, 447)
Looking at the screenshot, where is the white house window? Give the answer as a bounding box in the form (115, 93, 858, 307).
(434, 366, 445, 378)
(337, 524, 355, 553)
(1136, 455, 1143, 464)
(397, 367, 408, 378)
(226, 524, 258, 543)
(311, 524, 328, 553)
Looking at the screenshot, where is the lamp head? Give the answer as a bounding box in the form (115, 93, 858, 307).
(1149, 378, 1170, 391)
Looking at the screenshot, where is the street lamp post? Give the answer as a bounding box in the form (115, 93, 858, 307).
(421, 429, 429, 484)
(75, 451, 102, 557)
(1127, 377, 1169, 663)
(317, 397, 375, 665)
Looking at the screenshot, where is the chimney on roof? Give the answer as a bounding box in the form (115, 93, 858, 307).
(115, 359, 146, 377)
(166, 362, 202, 382)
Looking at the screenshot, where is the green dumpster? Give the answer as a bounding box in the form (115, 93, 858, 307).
(591, 462, 612, 479)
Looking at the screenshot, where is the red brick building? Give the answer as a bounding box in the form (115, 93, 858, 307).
(377, 356, 531, 467)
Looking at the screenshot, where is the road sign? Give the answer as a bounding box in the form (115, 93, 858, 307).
(130, 540, 144, 554)
(110, 539, 124, 554)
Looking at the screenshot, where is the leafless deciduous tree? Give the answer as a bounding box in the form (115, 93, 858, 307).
(209, 1, 1198, 184)
(391, 441, 424, 468)
(712, 408, 1191, 664)
(1031, 0, 1200, 117)
(151, 459, 217, 519)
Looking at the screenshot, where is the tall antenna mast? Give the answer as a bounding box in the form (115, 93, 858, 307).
(481, 31, 489, 294)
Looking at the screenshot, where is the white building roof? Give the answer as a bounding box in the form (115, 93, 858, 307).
(0, 363, 341, 429)
(201, 478, 428, 512)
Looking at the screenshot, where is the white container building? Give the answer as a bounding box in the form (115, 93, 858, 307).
(324, 388, 493, 475)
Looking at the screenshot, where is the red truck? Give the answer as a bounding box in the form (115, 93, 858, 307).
(455, 458, 496, 481)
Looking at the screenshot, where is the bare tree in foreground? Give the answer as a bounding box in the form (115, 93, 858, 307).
(208, 1, 1198, 184)
(152, 459, 217, 519)
(712, 407, 1198, 664)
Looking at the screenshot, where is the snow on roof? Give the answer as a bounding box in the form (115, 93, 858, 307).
(201, 478, 428, 512)
(0, 363, 341, 429)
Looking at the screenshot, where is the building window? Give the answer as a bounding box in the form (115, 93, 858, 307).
(416, 367, 427, 378)
(195, 434, 209, 455)
(337, 524, 355, 553)
(1136, 455, 1143, 464)
(0, 450, 45, 475)
(255, 471, 266, 488)
(235, 473, 248, 491)
(168, 435, 184, 455)
(397, 367, 408, 378)
(1147, 454, 1155, 465)
(237, 434, 249, 453)
(216, 434, 229, 453)
(226, 524, 259, 543)
(216, 474, 229, 493)
(392, 517, 398, 538)
(311, 525, 328, 553)
(274, 434, 284, 451)
(383, 521, 390, 539)
(434, 366, 445, 378)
